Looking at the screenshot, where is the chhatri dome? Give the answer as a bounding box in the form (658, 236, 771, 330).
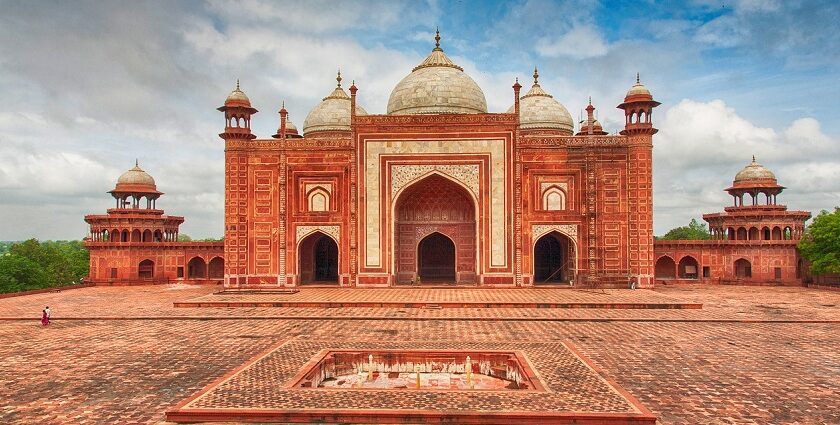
(624, 73, 652, 100)
(507, 67, 574, 134)
(223, 79, 252, 108)
(115, 161, 156, 190)
(733, 156, 777, 184)
(387, 29, 487, 115)
(303, 71, 368, 136)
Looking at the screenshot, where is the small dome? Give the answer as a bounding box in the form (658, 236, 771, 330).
(224, 80, 252, 108)
(624, 73, 652, 100)
(116, 162, 156, 189)
(387, 30, 487, 115)
(277, 118, 302, 138)
(506, 68, 573, 134)
(734, 156, 776, 183)
(302, 72, 368, 136)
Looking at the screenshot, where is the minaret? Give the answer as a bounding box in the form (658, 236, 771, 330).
(617, 74, 660, 287)
(218, 80, 257, 286)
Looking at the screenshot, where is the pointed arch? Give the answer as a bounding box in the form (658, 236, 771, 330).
(392, 172, 477, 284)
(187, 257, 207, 279)
(138, 259, 154, 279)
(677, 255, 699, 279)
(655, 255, 677, 279)
(734, 258, 752, 278)
(306, 187, 331, 212)
(208, 256, 224, 279)
(541, 186, 566, 211)
(298, 231, 339, 284)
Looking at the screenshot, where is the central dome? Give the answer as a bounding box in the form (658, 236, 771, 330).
(387, 30, 487, 115)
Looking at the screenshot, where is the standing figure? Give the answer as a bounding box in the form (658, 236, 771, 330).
(41, 308, 49, 326)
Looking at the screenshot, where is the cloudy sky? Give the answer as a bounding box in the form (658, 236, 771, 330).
(1, 0, 839, 240)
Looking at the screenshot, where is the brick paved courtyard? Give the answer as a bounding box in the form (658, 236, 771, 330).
(1, 284, 839, 424)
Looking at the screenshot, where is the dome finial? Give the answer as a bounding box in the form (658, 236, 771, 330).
(752, 155, 756, 163)
(588, 96, 592, 106)
(533, 67, 539, 85)
(636, 72, 640, 84)
(336, 69, 342, 88)
(433, 27, 442, 51)
(135, 158, 139, 167)
(236, 79, 241, 90)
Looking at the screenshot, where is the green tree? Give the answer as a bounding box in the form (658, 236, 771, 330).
(798, 208, 840, 274)
(177, 234, 192, 242)
(659, 218, 711, 240)
(0, 239, 90, 293)
(0, 254, 49, 293)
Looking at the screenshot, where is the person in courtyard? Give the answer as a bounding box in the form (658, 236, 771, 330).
(629, 277, 637, 290)
(41, 308, 49, 326)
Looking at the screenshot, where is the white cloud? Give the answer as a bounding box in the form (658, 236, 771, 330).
(653, 99, 840, 234)
(536, 25, 609, 58)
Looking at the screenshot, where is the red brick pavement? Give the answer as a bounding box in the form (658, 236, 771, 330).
(0, 285, 839, 424)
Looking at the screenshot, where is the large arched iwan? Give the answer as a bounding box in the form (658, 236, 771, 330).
(393, 173, 476, 284)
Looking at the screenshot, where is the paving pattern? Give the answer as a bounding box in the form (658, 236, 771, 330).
(171, 339, 647, 422)
(0, 284, 838, 424)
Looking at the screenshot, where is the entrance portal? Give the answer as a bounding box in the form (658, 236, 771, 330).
(299, 232, 339, 285)
(394, 174, 476, 284)
(417, 232, 456, 282)
(533, 232, 575, 284)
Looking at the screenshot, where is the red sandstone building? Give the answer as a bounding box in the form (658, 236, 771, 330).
(83, 32, 810, 288)
(653, 157, 810, 285)
(84, 163, 224, 284)
(218, 32, 658, 288)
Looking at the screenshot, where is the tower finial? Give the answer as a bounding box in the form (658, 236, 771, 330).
(435, 27, 441, 49)
(533, 67, 539, 85)
(636, 72, 640, 84)
(588, 96, 592, 106)
(236, 79, 240, 90)
(336, 69, 342, 87)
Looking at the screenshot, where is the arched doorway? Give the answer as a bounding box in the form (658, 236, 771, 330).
(394, 174, 476, 284)
(187, 257, 207, 279)
(138, 259, 154, 279)
(734, 258, 752, 278)
(655, 256, 676, 279)
(417, 232, 456, 282)
(533, 232, 575, 284)
(678, 256, 699, 279)
(208, 257, 224, 279)
(298, 232, 339, 285)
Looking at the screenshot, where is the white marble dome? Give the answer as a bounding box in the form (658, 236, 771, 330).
(387, 33, 487, 115)
(507, 70, 573, 134)
(303, 75, 368, 136)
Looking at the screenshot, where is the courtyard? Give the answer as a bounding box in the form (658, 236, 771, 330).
(0, 284, 838, 424)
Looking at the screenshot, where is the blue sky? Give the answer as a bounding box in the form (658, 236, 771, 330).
(0, 0, 838, 240)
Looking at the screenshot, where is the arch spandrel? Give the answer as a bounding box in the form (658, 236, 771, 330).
(532, 224, 578, 242)
(390, 165, 480, 199)
(296, 225, 340, 244)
